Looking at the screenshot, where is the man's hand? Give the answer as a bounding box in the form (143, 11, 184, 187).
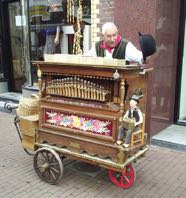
(142, 56, 151, 64)
(119, 117, 123, 122)
(54, 38, 59, 45)
(54, 26, 60, 45)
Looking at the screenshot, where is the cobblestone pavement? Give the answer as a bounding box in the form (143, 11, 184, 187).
(0, 111, 186, 198)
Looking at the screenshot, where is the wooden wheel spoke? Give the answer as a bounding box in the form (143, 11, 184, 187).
(37, 158, 46, 164)
(123, 175, 130, 184)
(45, 151, 50, 162)
(120, 175, 124, 185)
(125, 172, 132, 177)
(49, 155, 55, 163)
(50, 162, 59, 166)
(40, 151, 48, 162)
(50, 166, 60, 174)
(49, 168, 57, 181)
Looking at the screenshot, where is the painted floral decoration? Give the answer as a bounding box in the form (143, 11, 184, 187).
(45, 110, 112, 136)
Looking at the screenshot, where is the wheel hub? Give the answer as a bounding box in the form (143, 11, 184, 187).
(40, 162, 49, 173)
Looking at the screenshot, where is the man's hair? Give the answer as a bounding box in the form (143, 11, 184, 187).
(101, 22, 118, 34)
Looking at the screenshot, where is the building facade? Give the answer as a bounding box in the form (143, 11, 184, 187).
(0, 0, 185, 138)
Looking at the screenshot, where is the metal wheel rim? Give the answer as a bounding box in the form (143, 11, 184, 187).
(33, 147, 63, 184)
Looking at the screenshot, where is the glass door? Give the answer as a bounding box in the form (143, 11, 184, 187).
(0, 26, 3, 79)
(178, 25, 186, 124)
(8, 1, 25, 92)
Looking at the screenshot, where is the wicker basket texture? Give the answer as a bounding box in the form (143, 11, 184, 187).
(16, 94, 39, 117)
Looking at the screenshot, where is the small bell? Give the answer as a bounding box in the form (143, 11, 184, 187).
(113, 69, 120, 79)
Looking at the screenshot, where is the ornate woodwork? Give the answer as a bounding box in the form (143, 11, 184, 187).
(33, 58, 151, 164)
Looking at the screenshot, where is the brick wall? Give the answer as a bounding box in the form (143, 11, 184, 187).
(114, 0, 156, 48)
(90, 0, 114, 46)
(90, 0, 156, 48)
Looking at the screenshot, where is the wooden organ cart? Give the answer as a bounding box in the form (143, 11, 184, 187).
(17, 55, 153, 189)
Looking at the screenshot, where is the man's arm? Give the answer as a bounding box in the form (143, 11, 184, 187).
(125, 42, 144, 66)
(54, 26, 60, 45)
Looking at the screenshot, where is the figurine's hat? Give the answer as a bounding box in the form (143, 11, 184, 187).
(129, 95, 140, 103)
(138, 32, 156, 61)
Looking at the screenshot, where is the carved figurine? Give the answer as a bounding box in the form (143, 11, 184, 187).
(116, 94, 143, 148)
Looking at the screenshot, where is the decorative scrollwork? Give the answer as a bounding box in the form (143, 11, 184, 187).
(4, 101, 18, 113)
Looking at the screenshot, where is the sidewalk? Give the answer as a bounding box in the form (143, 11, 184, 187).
(0, 111, 186, 198)
(151, 124, 186, 152)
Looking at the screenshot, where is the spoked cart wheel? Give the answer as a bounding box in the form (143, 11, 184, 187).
(108, 164, 136, 189)
(33, 147, 63, 184)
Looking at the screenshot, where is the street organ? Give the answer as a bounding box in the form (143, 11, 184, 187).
(15, 55, 153, 188)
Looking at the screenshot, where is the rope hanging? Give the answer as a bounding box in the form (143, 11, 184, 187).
(67, 0, 75, 23)
(73, 0, 83, 54)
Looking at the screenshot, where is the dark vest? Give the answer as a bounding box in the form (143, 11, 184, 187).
(128, 108, 140, 122)
(95, 39, 128, 60)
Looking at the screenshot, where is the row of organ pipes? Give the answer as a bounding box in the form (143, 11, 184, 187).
(46, 77, 110, 102)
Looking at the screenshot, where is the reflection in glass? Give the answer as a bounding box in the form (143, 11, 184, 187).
(8, 2, 25, 91)
(0, 33, 3, 78)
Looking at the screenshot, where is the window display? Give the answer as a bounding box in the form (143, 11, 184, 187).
(29, 0, 91, 61)
(0, 35, 2, 78)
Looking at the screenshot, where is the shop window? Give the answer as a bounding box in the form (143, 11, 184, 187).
(0, 25, 3, 79)
(0, 36, 2, 78)
(29, 0, 91, 62)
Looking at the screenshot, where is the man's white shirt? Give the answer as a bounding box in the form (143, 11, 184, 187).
(84, 41, 143, 65)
